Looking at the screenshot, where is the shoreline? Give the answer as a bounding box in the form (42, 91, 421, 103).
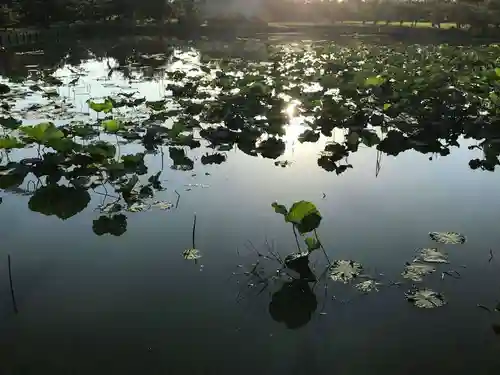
(2, 21, 500, 48)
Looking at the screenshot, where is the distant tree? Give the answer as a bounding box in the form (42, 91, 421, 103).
(0, 4, 10, 28)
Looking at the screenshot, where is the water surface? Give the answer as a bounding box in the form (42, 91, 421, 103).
(1, 36, 500, 375)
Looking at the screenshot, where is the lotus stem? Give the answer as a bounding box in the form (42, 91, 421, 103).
(8, 254, 18, 314)
(192, 213, 197, 249)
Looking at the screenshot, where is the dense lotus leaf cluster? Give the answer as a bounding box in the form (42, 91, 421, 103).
(3, 42, 500, 237)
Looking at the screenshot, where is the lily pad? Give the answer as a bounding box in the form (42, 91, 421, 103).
(146, 100, 165, 111)
(269, 280, 317, 329)
(257, 137, 285, 159)
(127, 203, 149, 213)
(429, 232, 466, 245)
(86, 142, 116, 159)
(415, 248, 449, 264)
(201, 153, 226, 165)
(405, 288, 446, 309)
(92, 214, 127, 236)
(402, 262, 435, 282)
(0, 116, 21, 130)
(152, 201, 173, 210)
(365, 76, 386, 87)
(28, 185, 90, 220)
(0, 84, 11, 95)
(0, 164, 28, 189)
(183, 248, 202, 260)
(329, 260, 363, 283)
(298, 130, 320, 143)
(355, 280, 381, 293)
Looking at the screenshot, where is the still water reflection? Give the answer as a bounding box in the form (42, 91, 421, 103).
(0, 37, 500, 374)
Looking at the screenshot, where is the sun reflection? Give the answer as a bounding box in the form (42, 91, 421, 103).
(283, 100, 307, 146)
(285, 102, 296, 118)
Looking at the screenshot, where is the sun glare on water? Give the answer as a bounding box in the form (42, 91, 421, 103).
(283, 101, 305, 144)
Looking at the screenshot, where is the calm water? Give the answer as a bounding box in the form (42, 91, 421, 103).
(1, 36, 500, 375)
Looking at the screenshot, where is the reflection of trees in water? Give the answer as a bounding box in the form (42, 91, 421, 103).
(0, 36, 267, 81)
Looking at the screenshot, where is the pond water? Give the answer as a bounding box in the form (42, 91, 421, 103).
(1, 36, 500, 374)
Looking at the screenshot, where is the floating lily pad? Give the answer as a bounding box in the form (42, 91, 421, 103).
(152, 201, 173, 210)
(0, 164, 28, 189)
(415, 248, 449, 264)
(329, 260, 363, 283)
(298, 130, 320, 143)
(257, 137, 285, 159)
(183, 248, 202, 260)
(28, 185, 90, 220)
(201, 153, 226, 165)
(86, 141, 116, 160)
(92, 214, 127, 236)
(0, 84, 11, 95)
(0, 116, 21, 130)
(405, 288, 446, 309)
(355, 280, 381, 293)
(269, 280, 317, 329)
(365, 75, 386, 87)
(429, 232, 466, 245)
(402, 262, 435, 282)
(127, 202, 148, 213)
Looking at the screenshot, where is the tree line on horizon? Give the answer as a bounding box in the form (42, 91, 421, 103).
(1, 0, 500, 32)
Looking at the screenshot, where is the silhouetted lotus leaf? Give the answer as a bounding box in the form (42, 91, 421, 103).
(269, 280, 317, 329)
(0, 84, 11, 95)
(284, 252, 315, 281)
(257, 138, 285, 159)
(298, 129, 320, 143)
(92, 214, 127, 236)
(0, 163, 28, 189)
(0, 116, 21, 130)
(29, 185, 90, 220)
(169, 147, 194, 170)
(201, 153, 226, 165)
